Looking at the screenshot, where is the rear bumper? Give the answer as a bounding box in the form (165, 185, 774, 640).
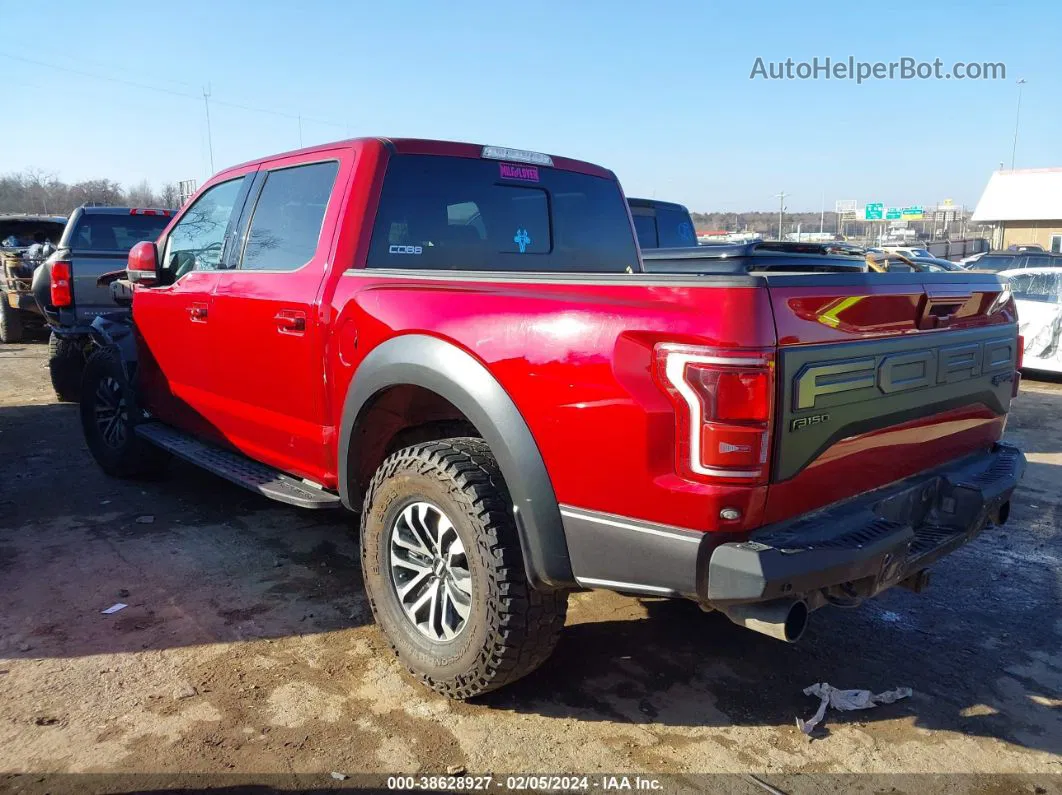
(561, 443, 1025, 607)
(705, 442, 1025, 606)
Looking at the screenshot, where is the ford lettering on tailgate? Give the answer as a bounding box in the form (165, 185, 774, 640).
(795, 335, 1016, 410)
(775, 326, 1017, 481)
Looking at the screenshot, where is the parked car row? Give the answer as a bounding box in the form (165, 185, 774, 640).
(46, 137, 1024, 700)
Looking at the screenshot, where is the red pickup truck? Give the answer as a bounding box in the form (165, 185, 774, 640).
(79, 138, 1025, 699)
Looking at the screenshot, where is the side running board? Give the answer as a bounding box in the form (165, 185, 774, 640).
(135, 422, 341, 510)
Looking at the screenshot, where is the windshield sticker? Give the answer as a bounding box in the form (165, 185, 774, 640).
(513, 228, 531, 253)
(388, 244, 423, 255)
(499, 163, 540, 182)
(677, 221, 696, 243)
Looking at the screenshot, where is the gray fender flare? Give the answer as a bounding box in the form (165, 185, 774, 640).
(338, 334, 574, 590)
(88, 313, 138, 378)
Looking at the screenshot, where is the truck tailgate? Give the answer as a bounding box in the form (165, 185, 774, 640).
(72, 251, 130, 319)
(764, 272, 1019, 522)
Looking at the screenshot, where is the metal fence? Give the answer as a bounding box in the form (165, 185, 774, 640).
(924, 238, 990, 261)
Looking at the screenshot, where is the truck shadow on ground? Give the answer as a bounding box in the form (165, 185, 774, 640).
(1, 395, 1059, 760)
(486, 456, 1062, 756)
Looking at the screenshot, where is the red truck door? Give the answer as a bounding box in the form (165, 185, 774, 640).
(204, 153, 347, 484)
(134, 173, 255, 438)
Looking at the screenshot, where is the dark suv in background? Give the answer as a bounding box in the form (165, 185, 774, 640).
(33, 206, 173, 400)
(970, 252, 1062, 274)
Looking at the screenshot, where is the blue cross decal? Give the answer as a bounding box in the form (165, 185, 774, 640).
(513, 228, 531, 253)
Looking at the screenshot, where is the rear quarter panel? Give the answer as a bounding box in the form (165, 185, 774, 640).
(328, 272, 777, 531)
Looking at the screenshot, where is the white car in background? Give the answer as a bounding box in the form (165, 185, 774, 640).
(1002, 267, 1062, 375)
(881, 245, 932, 259)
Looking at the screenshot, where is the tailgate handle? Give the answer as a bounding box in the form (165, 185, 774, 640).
(918, 292, 970, 330)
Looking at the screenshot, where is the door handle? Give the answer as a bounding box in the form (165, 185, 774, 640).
(274, 310, 307, 335)
(188, 302, 209, 322)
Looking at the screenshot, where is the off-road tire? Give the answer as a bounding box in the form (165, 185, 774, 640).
(48, 332, 85, 402)
(79, 347, 169, 478)
(0, 299, 23, 343)
(361, 437, 568, 699)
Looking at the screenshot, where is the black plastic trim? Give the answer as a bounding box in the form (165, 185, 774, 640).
(560, 506, 706, 598)
(338, 334, 574, 589)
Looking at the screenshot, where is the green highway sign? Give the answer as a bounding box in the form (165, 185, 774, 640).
(864, 202, 883, 220)
(901, 206, 924, 220)
(885, 208, 902, 220)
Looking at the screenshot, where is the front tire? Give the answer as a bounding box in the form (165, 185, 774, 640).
(48, 332, 85, 402)
(361, 438, 567, 699)
(0, 299, 23, 343)
(79, 348, 169, 478)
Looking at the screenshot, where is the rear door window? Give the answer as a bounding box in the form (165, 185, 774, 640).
(367, 155, 639, 273)
(72, 214, 171, 252)
(239, 160, 339, 272)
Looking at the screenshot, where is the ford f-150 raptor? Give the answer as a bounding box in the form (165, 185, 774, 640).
(79, 138, 1025, 698)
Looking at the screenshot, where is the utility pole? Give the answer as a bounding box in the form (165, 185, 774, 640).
(775, 191, 788, 240)
(1011, 78, 1026, 170)
(820, 191, 825, 234)
(203, 85, 215, 174)
(298, 114, 304, 148)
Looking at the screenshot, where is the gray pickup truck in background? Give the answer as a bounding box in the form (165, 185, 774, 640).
(33, 206, 173, 400)
(627, 197, 699, 249)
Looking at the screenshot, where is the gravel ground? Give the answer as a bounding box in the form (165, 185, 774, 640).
(0, 339, 1060, 791)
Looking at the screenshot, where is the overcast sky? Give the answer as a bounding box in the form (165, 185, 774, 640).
(3, 0, 1058, 212)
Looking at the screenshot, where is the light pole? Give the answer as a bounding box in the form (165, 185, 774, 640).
(203, 85, 215, 174)
(775, 191, 788, 240)
(1011, 78, 1026, 170)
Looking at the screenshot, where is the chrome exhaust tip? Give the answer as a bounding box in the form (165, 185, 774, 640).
(721, 598, 809, 643)
(991, 500, 1011, 526)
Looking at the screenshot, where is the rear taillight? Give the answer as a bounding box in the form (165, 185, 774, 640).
(51, 261, 72, 307)
(654, 344, 775, 484)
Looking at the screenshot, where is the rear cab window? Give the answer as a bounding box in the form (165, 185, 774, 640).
(632, 214, 658, 249)
(652, 204, 697, 248)
(71, 213, 171, 252)
(367, 154, 639, 273)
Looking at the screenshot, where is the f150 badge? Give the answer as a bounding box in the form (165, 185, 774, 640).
(791, 413, 830, 431)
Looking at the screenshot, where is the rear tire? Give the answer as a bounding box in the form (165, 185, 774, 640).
(361, 438, 567, 699)
(49, 332, 85, 402)
(79, 348, 169, 478)
(0, 299, 23, 343)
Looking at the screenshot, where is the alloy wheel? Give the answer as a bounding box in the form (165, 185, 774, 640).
(388, 501, 473, 641)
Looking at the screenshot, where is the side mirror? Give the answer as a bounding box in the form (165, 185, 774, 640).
(127, 241, 159, 286)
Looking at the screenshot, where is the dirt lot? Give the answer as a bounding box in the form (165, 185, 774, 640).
(1, 340, 1061, 789)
